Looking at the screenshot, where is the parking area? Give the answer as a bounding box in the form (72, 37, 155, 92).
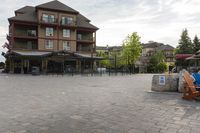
(0, 74, 200, 133)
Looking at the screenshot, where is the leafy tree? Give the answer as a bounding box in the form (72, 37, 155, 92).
(121, 32, 142, 73)
(193, 35, 200, 53)
(176, 29, 193, 54)
(147, 51, 167, 73)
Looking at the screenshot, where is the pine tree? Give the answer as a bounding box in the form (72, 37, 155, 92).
(193, 35, 200, 53)
(176, 29, 193, 54)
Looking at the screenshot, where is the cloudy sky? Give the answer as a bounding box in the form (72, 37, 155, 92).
(0, 0, 200, 61)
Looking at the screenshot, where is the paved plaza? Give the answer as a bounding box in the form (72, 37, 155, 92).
(0, 74, 200, 133)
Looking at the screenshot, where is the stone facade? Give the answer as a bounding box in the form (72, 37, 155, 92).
(151, 74, 178, 92)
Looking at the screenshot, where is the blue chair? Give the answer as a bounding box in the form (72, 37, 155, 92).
(192, 73, 200, 90)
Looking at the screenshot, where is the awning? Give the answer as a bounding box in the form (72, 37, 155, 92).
(12, 50, 52, 57)
(176, 54, 192, 59)
(74, 53, 104, 60)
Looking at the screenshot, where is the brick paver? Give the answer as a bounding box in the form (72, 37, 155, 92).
(0, 74, 200, 133)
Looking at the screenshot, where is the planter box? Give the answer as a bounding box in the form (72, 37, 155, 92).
(151, 74, 178, 92)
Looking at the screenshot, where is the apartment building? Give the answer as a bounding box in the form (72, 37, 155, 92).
(139, 41, 175, 72)
(5, 0, 99, 74)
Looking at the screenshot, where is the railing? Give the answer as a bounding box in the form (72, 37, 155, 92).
(77, 34, 93, 41)
(41, 17, 57, 23)
(60, 20, 76, 26)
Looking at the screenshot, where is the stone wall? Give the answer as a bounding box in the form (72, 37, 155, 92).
(151, 74, 178, 92)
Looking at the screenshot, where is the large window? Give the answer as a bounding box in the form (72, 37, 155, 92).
(63, 41, 70, 51)
(61, 17, 73, 25)
(63, 29, 70, 37)
(45, 40, 53, 49)
(46, 27, 54, 36)
(42, 14, 55, 23)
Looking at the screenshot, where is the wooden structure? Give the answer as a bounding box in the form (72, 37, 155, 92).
(182, 71, 200, 100)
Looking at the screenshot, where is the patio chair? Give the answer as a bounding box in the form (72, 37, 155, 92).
(192, 73, 200, 87)
(183, 71, 200, 100)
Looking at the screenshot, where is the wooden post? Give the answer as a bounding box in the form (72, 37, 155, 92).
(45, 59, 48, 74)
(9, 58, 14, 74)
(21, 59, 24, 74)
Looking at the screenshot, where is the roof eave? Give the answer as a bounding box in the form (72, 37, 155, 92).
(8, 19, 37, 25)
(77, 27, 99, 31)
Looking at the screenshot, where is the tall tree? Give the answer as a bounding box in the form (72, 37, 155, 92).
(193, 35, 200, 53)
(122, 32, 142, 73)
(147, 51, 167, 73)
(176, 29, 193, 54)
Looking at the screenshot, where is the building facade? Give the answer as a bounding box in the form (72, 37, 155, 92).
(138, 41, 175, 72)
(5, 0, 99, 74)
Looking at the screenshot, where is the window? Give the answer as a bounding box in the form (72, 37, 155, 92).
(63, 29, 70, 37)
(42, 14, 55, 23)
(63, 41, 70, 51)
(42, 14, 48, 22)
(61, 17, 73, 25)
(77, 34, 82, 40)
(45, 40, 53, 49)
(49, 15, 55, 23)
(46, 27, 54, 36)
(27, 30, 36, 37)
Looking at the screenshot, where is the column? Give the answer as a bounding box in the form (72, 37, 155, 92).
(9, 59, 14, 74)
(21, 59, 24, 74)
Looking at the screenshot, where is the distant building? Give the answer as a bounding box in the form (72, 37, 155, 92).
(138, 41, 175, 73)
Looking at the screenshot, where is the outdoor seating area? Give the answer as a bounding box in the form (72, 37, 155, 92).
(182, 70, 200, 100)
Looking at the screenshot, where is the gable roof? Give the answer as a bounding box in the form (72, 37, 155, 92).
(8, 0, 98, 30)
(36, 0, 79, 14)
(158, 44, 174, 51)
(77, 14, 98, 30)
(142, 42, 163, 48)
(15, 6, 35, 14)
(9, 7, 37, 23)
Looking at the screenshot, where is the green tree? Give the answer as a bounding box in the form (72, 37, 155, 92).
(176, 29, 193, 54)
(193, 35, 200, 53)
(121, 32, 142, 73)
(147, 51, 167, 73)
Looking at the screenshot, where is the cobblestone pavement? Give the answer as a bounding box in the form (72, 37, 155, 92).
(0, 74, 200, 133)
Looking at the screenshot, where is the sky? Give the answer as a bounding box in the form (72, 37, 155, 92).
(1, 0, 200, 62)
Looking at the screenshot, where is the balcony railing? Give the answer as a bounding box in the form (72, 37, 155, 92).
(77, 34, 94, 42)
(41, 17, 57, 23)
(60, 20, 76, 26)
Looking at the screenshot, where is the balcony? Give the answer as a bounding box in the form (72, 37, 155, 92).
(13, 40, 38, 50)
(77, 44, 92, 53)
(77, 34, 94, 44)
(14, 30, 37, 40)
(59, 17, 76, 28)
(165, 54, 174, 57)
(40, 17, 58, 26)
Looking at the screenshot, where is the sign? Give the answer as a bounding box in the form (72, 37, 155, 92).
(159, 76, 165, 85)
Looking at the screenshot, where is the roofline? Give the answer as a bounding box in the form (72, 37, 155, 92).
(36, 7, 79, 14)
(77, 27, 99, 31)
(8, 19, 38, 25)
